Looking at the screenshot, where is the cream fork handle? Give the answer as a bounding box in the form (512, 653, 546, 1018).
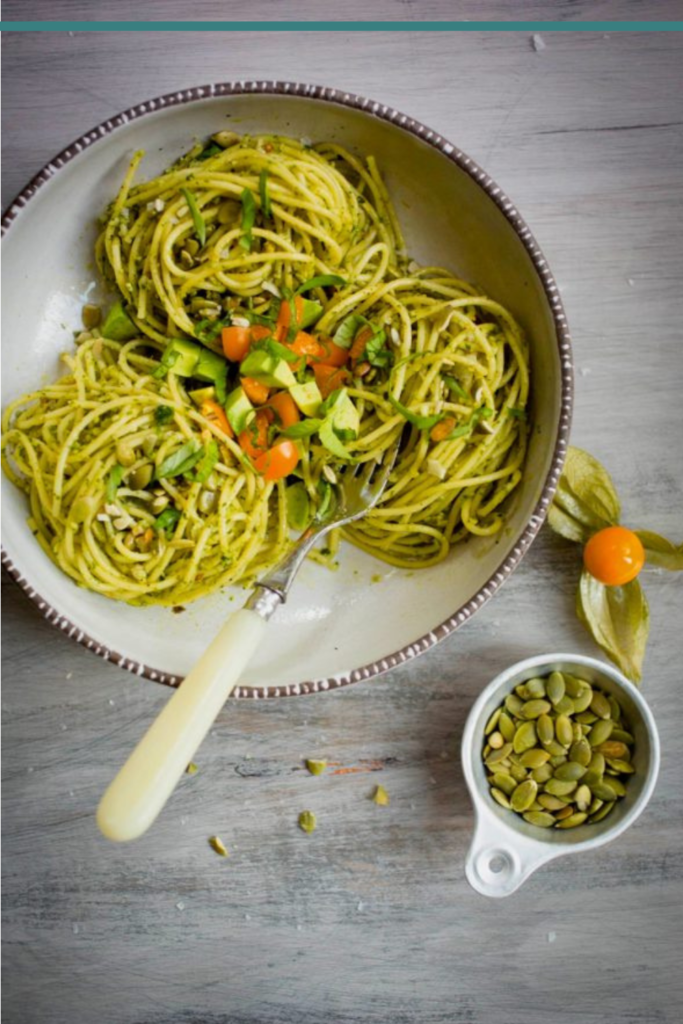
(97, 606, 268, 842)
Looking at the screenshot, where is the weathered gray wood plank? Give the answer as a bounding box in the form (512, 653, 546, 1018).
(2, 25, 683, 1024)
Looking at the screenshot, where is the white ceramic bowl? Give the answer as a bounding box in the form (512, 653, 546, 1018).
(1, 81, 573, 697)
(462, 653, 660, 897)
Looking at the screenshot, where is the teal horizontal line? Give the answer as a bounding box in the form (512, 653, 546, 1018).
(1, 20, 682, 31)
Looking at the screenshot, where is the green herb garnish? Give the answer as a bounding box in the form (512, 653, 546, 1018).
(196, 142, 222, 162)
(154, 507, 181, 533)
(180, 188, 206, 247)
(239, 187, 257, 251)
(192, 441, 219, 484)
(152, 348, 180, 380)
(296, 274, 346, 295)
(508, 407, 527, 420)
(280, 419, 323, 439)
(388, 396, 443, 431)
(155, 405, 174, 425)
(443, 375, 469, 400)
(156, 441, 203, 479)
(106, 464, 125, 501)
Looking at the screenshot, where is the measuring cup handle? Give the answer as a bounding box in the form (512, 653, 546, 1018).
(465, 813, 559, 898)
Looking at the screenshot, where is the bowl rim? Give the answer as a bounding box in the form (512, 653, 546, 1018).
(1, 79, 574, 699)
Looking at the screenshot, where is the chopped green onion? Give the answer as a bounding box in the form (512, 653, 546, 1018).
(180, 188, 206, 247)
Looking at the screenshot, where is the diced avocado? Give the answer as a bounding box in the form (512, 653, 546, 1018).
(194, 347, 227, 383)
(166, 339, 201, 377)
(289, 381, 323, 418)
(240, 350, 296, 389)
(189, 386, 216, 407)
(319, 419, 351, 459)
(101, 300, 138, 341)
(299, 299, 323, 330)
(225, 386, 255, 434)
(328, 389, 360, 440)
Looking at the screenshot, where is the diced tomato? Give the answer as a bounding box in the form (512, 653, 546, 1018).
(238, 408, 273, 461)
(268, 391, 300, 429)
(349, 325, 374, 366)
(275, 295, 305, 342)
(221, 325, 251, 362)
(249, 324, 272, 344)
(312, 363, 350, 399)
(253, 440, 300, 482)
(282, 330, 324, 371)
(241, 376, 270, 405)
(200, 399, 233, 437)
(315, 336, 350, 368)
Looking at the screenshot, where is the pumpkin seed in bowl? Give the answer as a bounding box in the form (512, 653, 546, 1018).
(482, 670, 635, 830)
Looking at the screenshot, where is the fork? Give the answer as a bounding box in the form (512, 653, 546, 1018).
(96, 439, 401, 841)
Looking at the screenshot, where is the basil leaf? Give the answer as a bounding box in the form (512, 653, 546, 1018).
(152, 348, 180, 380)
(192, 441, 219, 484)
(388, 396, 443, 431)
(635, 530, 683, 571)
(196, 142, 222, 162)
(157, 441, 203, 479)
(280, 419, 323, 439)
(507, 407, 527, 420)
(195, 317, 229, 344)
(296, 274, 346, 295)
(180, 188, 206, 247)
(239, 187, 257, 251)
(364, 330, 393, 369)
(443, 376, 468, 400)
(155, 405, 174, 426)
(447, 423, 473, 440)
(155, 507, 181, 533)
(106, 464, 125, 502)
(259, 169, 271, 219)
(577, 570, 649, 683)
(252, 337, 298, 364)
(561, 447, 621, 529)
(333, 313, 369, 350)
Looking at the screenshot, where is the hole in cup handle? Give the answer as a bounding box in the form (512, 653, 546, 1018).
(465, 816, 558, 898)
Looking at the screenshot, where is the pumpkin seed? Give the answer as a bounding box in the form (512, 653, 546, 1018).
(520, 748, 551, 769)
(576, 711, 598, 725)
(513, 721, 538, 754)
(549, 755, 568, 769)
(574, 784, 592, 811)
(572, 688, 594, 713)
(485, 742, 513, 766)
(491, 772, 517, 796)
(563, 674, 586, 698)
(588, 752, 606, 775)
(589, 802, 615, 823)
(546, 671, 566, 705)
(607, 758, 635, 774)
(509, 763, 529, 782)
(572, 722, 584, 744)
(498, 711, 516, 742)
(485, 707, 502, 735)
(588, 719, 614, 747)
(531, 764, 554, 784)
(82, 303, 102, 330)
(596, 740, 630, 760)
(545, 739, 569, 757)
(554, 695, 576, 715)
(528, 800, 544, 812)
(588, 797, 604, 815)
(525, 677, 547, 699)
(523, 810, 555, 828)
(515, 684, 531, 700)
(537, 714, 555, 746)
(538, 793, 569, 811)
(569, 738, 592, 767)
(590, 691, 612, 720)
(490, 787, 511, 809)
(545, 778, 578, 797)
(521, 699, 552, 720)
(554, 805, 574, 821)
(607, 776, 627, 797)
(488, 731, 504, 750)
(555, 714, 574, 747)
(505, 693, 524, 717)
(611, 728, 635, 744)
(554, 761, 587, 782)
(556, 812, 588, 829)
(608, 695, 622, 722)
(582, 769, 603, 789)
(511, 779, 538, 812)
(590, 780, 618, 802)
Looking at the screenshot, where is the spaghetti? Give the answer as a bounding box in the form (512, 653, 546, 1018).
(2, 132, 529, 605)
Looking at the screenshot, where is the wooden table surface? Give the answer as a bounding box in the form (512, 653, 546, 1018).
(3, 23, 683, 1024)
